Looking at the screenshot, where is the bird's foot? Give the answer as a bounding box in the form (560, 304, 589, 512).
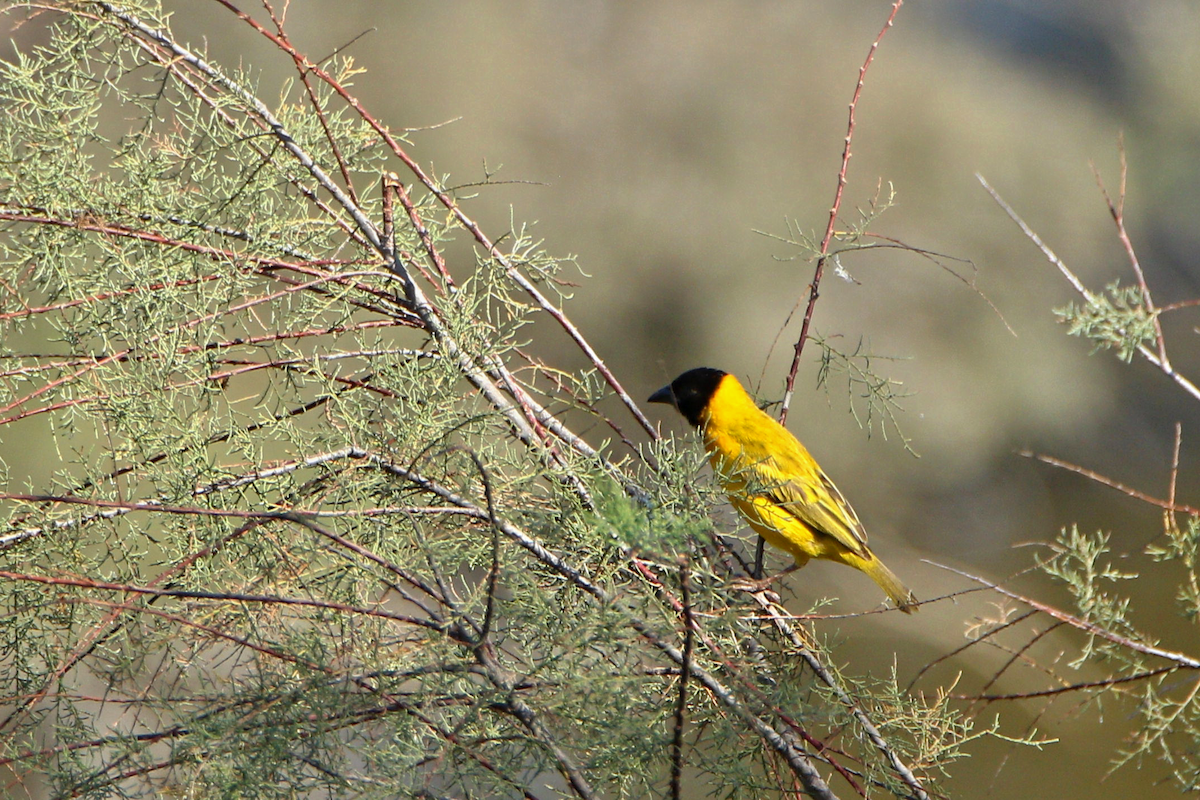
(731, 561, 801, 596)
(730, 574, 784, 599)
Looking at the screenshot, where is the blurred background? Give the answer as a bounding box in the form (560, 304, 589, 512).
(8, 0, 1200, 796)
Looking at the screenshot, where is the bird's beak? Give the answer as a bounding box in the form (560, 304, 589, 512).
(647, 384, 675, 407)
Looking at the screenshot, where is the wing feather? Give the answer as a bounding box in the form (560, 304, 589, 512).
(743, 454, 870, 557)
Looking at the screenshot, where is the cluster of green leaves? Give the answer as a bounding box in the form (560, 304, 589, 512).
(1147, 515, 1200, 622)
(1040, 526, 1139, 666)
(1055, 280, 1158, 362)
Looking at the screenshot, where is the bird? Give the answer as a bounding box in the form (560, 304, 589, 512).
(648, 367, 917, 613)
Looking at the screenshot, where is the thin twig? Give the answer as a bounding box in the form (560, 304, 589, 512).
(1019, 450, 1200, 515)
(1091, 138, 1167, 362)
(779, 0, 904, 425)
(670, 560, 693, 800)
(966, 664, 1181, 702)
(0, 570, 449, 632)
(628, 562, 860, 793)
(265, 0, 361, 207)
(928, 561, 1200, 670)
(1167, 422, 1182, 536)
(463, 450, 503, 643)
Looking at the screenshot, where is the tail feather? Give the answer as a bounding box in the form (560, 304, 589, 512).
(857, 554, 919, 614)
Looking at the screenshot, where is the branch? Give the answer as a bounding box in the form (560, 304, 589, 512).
(670, 560, 694, 800)
(978, 173, 1200, 403)
(1019, 450, 1200, 516)
(929, 561, 1200, 670)
(747, 591, 931, 800)
(779, 0, 904, 424)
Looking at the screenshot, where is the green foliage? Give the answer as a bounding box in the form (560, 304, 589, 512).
(1146, 515, 1200, 622)
(812, 333, 916, 452)
(1040, 526, 1139, 665)
(1038, 522, 1200, 792)
(1055, 280, 1158, 362)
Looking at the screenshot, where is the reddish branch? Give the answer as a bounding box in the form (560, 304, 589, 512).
(628, 556, 894, 798)
(745, 589, 932, 800)
(779, 0, 904, 424)
(969, 665, 1182, 702)
(262, 0, 361, 208)
(669, 561, 693, 800)
(389, 175, 455, 288)
(0, 570, 447, 631)
(932, 562, 1200, 671)
(0, 206, 419, 328)
(0, 206, 369, 282)
(1092, 139, 1168, 363)
(1020, 450, 1200, 516)
(0, 317, 399, 371)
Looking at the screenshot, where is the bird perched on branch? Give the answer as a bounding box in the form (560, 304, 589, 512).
(649, 367, 917, 613)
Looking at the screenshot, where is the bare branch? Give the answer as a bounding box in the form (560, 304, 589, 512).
(779, 0, 904, 425)
(928, 561, 1200, 670)
(1019, 450, 1200, 516)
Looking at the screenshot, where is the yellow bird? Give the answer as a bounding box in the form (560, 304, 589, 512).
(649, 367, 917, 613)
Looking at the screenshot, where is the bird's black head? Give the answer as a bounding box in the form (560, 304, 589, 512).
(647, 367, 728, 428)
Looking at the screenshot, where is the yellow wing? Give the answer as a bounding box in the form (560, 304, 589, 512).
(758, 457, 868, 554)
(728, 447, 870, 558)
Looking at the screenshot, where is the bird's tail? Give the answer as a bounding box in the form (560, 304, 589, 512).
(853, 553, 918, 614)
